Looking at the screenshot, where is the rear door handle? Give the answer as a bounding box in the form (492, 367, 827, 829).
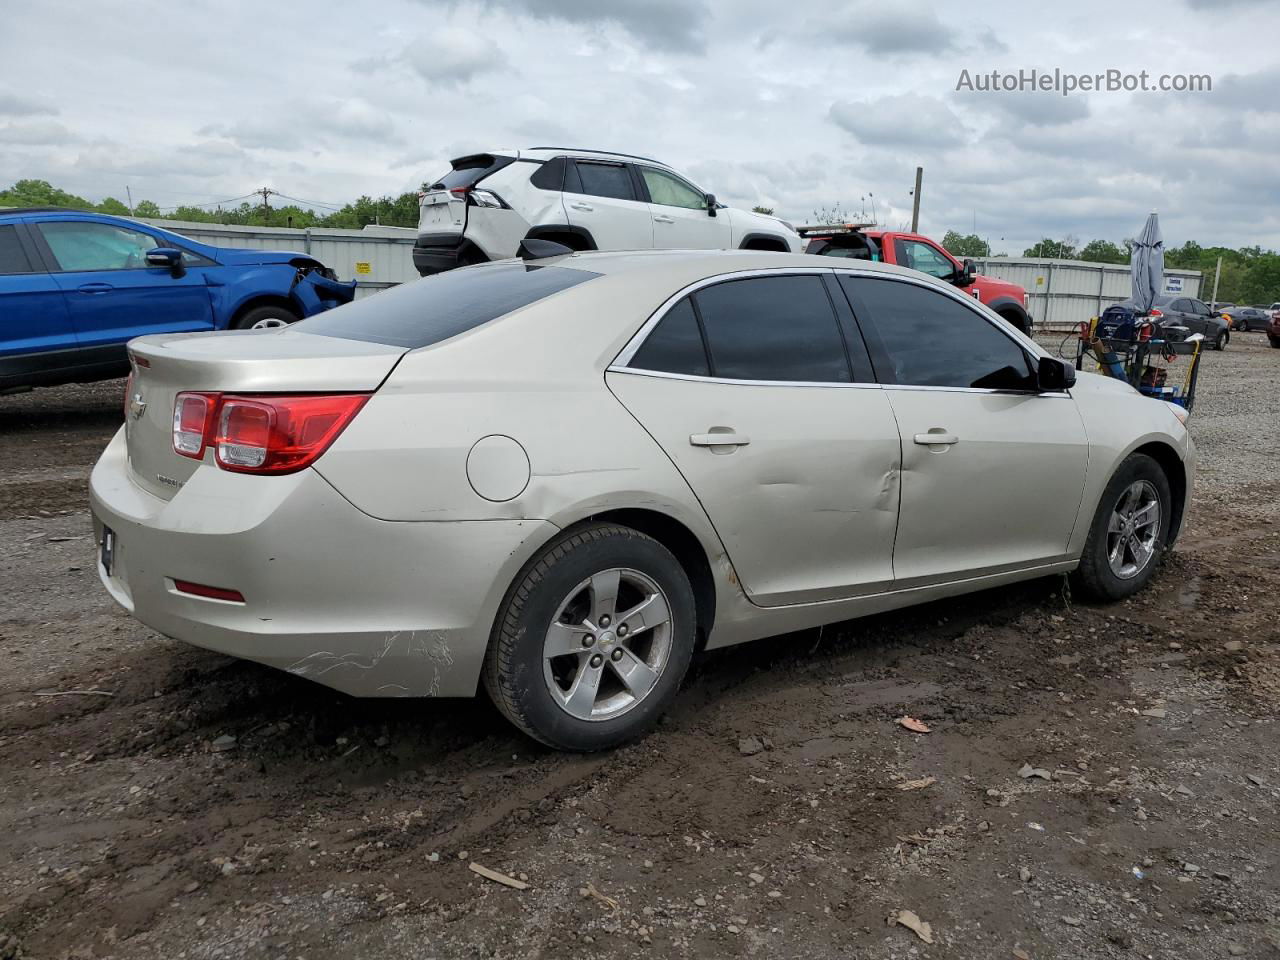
(914, 432, 959, 446)
(77, 282, 113, 295)
(653, 215, 675, 224)
(569, 201, 594, 212)
(690, 432, 750, 447)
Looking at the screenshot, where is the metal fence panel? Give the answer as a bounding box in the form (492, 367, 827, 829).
(970, 257, 1203, 331)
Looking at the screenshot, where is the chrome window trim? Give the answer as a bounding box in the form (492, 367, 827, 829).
(605, 366, 884, 389)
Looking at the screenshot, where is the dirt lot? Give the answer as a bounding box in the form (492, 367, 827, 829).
(2, 334, 1279, 960)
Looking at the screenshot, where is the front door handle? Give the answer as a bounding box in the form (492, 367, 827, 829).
(77, 282, 113, 295)
(914, 431, 959, 446)
(690, 432, 750, 447)
(653, 215, 675, 224)
(569, 201, 594, 212)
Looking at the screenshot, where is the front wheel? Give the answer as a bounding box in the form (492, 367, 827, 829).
(483, 523, 696, 751)
(233, 305, 301, 330)
(1072, 453, 1172, 602)
(1214, 331, 1228, 351)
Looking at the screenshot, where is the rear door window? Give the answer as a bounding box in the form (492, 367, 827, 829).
(628, 297, 709, 376)
(691, 275, 853, 382)
(569, 161, 637, 201)
(0, 225, 35, 274)
(294, 262, 599, 348)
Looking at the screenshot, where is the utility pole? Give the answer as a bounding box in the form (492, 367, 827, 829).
(1210, 255, 1222, 309)
(910, 166, 923, 233)
(257, 187, 275, 218)
(125, 186, 134, 216)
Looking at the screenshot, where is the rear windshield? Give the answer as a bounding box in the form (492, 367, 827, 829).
(294, 262, 600, 348)
(429, 154, 514, 191)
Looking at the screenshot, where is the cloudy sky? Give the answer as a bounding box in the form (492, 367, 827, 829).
(1, 0, 1277, 253)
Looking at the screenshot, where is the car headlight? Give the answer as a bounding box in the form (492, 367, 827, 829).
(1164, 401, 1189, 426)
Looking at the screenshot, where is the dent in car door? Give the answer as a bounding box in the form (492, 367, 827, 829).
(606, 274, 901, 606)
(839, 273, 1089, 586)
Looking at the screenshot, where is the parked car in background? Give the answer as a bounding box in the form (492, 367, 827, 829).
(800, 224, 1033, 334)
(1113, 294, 1231, 350)
(91, 248, 1191, 751)
(1219, 305, 1270, 331)
(412, 148, 802, 276)
(1268, 310, 1280, 348)
(0, 209, 354, 392)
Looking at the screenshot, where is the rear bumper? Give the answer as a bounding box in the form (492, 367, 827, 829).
(413, 234, 464, 277)
(89, 427, 555, 697)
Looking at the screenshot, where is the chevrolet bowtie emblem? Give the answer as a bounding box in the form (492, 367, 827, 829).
(129, 393, 147, 421)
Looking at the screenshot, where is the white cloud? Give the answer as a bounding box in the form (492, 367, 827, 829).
(830, 94, 969, 147)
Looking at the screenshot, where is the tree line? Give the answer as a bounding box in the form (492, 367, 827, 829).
(942, 230, 1280, 306)
(0, 179, 422, 230)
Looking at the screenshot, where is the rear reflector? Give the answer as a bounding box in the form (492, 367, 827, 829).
(173, 579, 245, 603)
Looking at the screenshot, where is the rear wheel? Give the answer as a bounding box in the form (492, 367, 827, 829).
(1072, 453, 1171, 602)
(483, 523, 696, 751)
(233, 305, 300, 330)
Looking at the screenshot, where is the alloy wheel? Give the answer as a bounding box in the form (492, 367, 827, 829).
(1106, 480, 1161, 579)
(542, 567, 673, 722)
(250, 316, 291, 330)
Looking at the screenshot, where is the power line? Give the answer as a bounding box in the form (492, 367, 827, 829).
(271, 192, 345, 211)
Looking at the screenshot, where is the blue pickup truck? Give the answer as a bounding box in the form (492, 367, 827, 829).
(0, 209, 356, 392)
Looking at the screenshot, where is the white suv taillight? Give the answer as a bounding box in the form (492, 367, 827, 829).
(173, 392, 217, 459)
(171, 393, 369, 474)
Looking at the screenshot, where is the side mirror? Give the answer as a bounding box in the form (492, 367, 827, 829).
(1037, 355, 1076, 392)
(146, 247, 185, 277)
(704, 192, 717, 218)
(952, 258, 977, 287)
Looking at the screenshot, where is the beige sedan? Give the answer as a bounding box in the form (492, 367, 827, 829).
(90, 249, 1193, 750)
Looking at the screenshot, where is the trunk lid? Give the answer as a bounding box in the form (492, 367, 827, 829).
(417, 152, 515, 241)
(124, 329, 405, 501)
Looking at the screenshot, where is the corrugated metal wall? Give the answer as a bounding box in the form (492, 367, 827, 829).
(138, 218, 418, 299)
(969, 257, 1203, 331)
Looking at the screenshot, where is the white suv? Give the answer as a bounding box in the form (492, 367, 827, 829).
(413, 147, 802, 275)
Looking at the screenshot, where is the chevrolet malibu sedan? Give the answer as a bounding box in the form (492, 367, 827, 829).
(90, 249, 1193, 751)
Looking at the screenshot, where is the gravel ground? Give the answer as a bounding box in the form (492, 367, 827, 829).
(1, 334, 1279, 960)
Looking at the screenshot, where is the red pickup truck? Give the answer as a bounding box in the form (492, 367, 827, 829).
(801, 224, 1033, 335)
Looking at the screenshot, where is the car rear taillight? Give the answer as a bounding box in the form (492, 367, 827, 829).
(171, 393, 368, 474)
(1148, 308, 1164, 319)
(173, 392, 218, 459)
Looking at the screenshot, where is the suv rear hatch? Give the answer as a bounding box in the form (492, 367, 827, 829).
(124, 329, 406, 501)
(417, 153, 515, 242)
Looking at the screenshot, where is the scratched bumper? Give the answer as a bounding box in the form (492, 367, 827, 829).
(88, 427, 554, 697)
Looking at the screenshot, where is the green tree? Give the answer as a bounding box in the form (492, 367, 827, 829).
(133, 199, 162, 217)
(751, 205, 774, 216)
(95, 197, 130, 215)
(0, 178, 92, 209)
(1077, 239, 1127, 264)
(1023, 237, 1078, 259)
(942, 230, 990, 258)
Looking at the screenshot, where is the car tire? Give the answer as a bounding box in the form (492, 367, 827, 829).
(1214, 331, 1228, 351)
(1072, 453, 1172, 602)
(233, 305, 301, 330)
(1270, 336, 1280, 349)
(483, 523, 696, 751)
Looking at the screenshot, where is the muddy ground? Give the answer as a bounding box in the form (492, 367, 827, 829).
(2, 334, 1279, 960)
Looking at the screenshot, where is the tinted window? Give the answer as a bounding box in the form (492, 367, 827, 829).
(629, 297, 709, 376)
(1171, 299, 1189, 312)
(38, 221, 158, 271)
(529, 156, 566, 191)
(295, 262, 599, 348)
(572, 161, 636, 201)
(895, 238, 956, 280)
(639, 167, 705, 209)
(841, 276, 1035, 391)
(0, 225, 33, 274)
(694, 276, 852, 382)
(430, 154, 513, 191)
